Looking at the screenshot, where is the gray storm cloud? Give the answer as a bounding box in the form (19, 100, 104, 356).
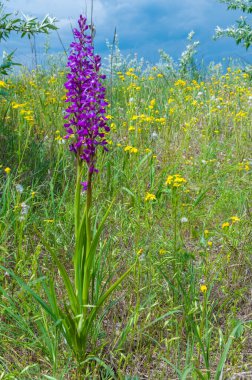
(2, 0, 251, 65)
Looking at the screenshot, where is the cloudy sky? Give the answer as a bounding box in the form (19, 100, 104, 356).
(2, 0, 252, 67)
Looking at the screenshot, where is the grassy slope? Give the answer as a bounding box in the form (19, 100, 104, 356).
(0, 65, 251, 379)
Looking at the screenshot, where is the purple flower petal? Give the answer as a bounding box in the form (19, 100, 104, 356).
(81, 181, 88, 191)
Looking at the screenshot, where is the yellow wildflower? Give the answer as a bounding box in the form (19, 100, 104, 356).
(11, 102, 26, 109)
(110, 123, 117, 131)
(165, 175, 173, 185)
(48, 76, 57, 84)
(235, 111, 247, 121)
(124, 146, 132, 152)
(137, 248, 143, 256)
(130, 147, 138, 153)
(238, 162, 250, 171)
(131, 115, 138, 121)
(222, 222, 230, 229)
(230, 216, 240, 223)
(200, 285, 207, 293)
(175, 79, 186, 87)
(0, 80, 8, 88)
(124, 146, 138, 154)
(144, 192, 156, 202)
(159, 248, 166, 255)
(4, 167, 11, 174)
(165, 174, 187, 188)
(24, 116, 34, 123)
(128, 126, 135, 131)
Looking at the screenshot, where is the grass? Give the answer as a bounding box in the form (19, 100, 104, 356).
(0, 61, 251, 379)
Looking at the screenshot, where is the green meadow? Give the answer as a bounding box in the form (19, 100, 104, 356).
(0, 59, 251, 379)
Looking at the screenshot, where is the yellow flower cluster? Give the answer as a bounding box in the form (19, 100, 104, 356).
(124, 146, 138, 154)
(48, 76, 57, 84)
(127, 83, 141, 91)
(234, 110, 247, 122)
(175, 79, 187, 87)
(117, 72, 125, 81)
(230, 216, 240, 223)
(238, 161, 250, 171)
(0, 80, 8, 88)
(149, 99, 156, 109)
(11, 102, 35, 125)
(127, 114, 167, 132)
(11, 102, 26, 109)
(125, 68, 138, 80)
(55, 130, 63, 142)
(165, 174, 187, 188)
(222, 216, 241, 229)
(144, 192, 156, 202)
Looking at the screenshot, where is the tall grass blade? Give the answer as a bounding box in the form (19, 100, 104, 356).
(214, 321, 246, 380)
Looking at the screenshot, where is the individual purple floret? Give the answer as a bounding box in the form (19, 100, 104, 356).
(64, 15, 109, 174)
(81, 181, 88, 191)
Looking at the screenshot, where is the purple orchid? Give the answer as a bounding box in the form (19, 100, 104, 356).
(64, 15, 109, 176)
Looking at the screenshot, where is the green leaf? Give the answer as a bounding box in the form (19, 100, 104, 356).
(81, 356, 116, 379)
(0, 266, 57, 321)
(133, 152, 152, 175)
(34, 227, 78, 315)
(43, 277, 60, 318)
(139, 308, 181, 332)
(122, 186, 136, 199)
(181, 367, 193, 380)
(214, 321, 248, 380)
(161, 357, 182, 378)
(87, 262, 135, 331)
(194, 368, 207, 380)
(193, 188, 209, 208)
(75, 207, 87, 307)
(86, 199, 115, 270)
